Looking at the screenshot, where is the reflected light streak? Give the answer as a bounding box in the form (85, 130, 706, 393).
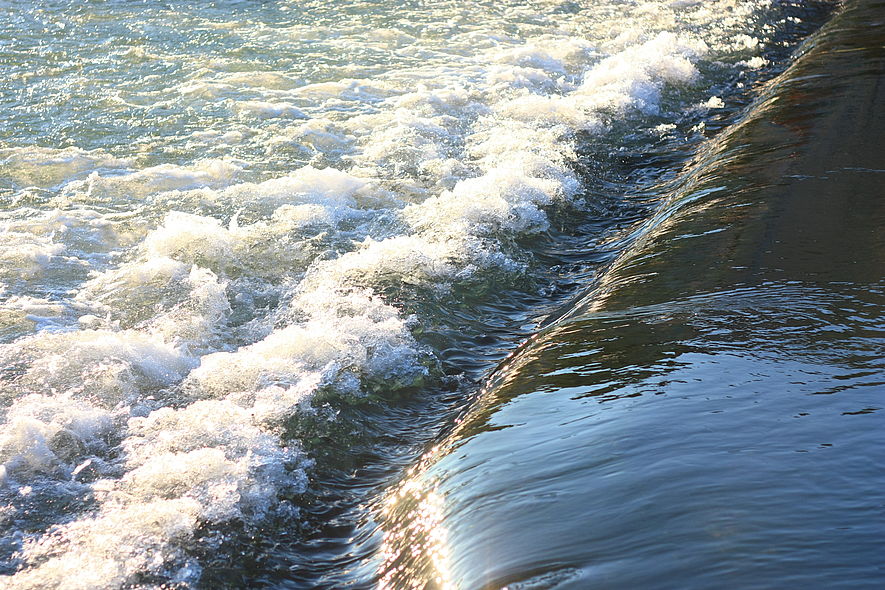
(378, 446, 455, 590)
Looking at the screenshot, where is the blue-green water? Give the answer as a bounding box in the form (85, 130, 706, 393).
(2, 1, 872, 588)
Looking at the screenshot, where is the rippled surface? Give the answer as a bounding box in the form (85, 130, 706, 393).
(380, 2, 885, 587)
(0, 0, 842, 588)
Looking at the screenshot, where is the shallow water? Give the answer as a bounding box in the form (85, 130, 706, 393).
(0, 0, 853, 588)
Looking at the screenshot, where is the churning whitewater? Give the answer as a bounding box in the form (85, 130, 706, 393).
(0, 1, 819, 586)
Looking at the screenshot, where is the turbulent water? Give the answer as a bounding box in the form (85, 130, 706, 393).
(0, 1, 840, 588)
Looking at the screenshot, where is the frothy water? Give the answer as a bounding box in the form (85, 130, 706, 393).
(0, 1, 833, 587)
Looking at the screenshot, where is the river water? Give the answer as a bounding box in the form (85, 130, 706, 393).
(3, 1, 878, 588)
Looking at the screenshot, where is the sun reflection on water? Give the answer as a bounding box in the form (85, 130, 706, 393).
(378, 446, 455, 590)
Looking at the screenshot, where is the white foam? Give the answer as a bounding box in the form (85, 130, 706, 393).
(0, 327, 308, 589)
(145, 213, 237, 269)
(149, 165, 386, 219)
(0, 231, 66, 280)
(0, 208, 133, 303)
(0, 394, 117, 480)
(59, 160, 244, 205)
(739, 55, 769, 69)
(0, 147, 131, 188)
(219, 71, 303, 90)
(3, 396, 307, 588)
(576, 33, 706, 115)
(76, 257, 229, 352)
(235, 100, 309, 120)
(188, 286, 428, 403)
(0, 295, 83, 337)
(11, 498, 204, 590)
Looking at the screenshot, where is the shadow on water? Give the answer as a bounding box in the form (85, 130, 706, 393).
(376, 1, 885, 588)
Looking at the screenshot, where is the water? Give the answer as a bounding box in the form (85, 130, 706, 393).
(0, 0, 857, 588)
(379, 2, 885, 588)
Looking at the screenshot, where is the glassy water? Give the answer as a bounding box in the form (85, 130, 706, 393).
(0, 1, 845, 587)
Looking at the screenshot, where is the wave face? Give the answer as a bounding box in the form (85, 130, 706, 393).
(0, 1, 836, 587)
